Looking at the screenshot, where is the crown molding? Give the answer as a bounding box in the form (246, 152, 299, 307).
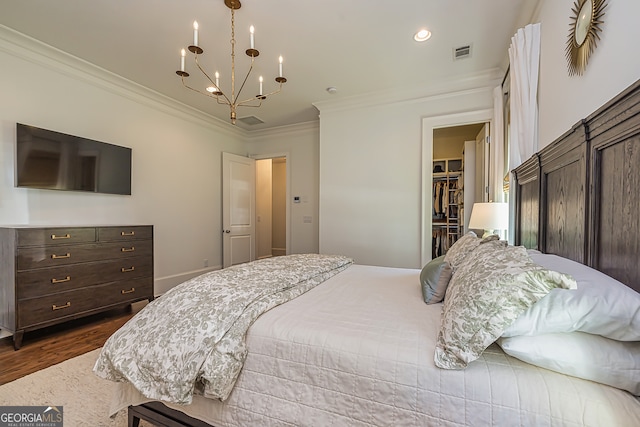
(245, 120, 319, 142)
(0, 25, 245, 140)
(313, 68, 502, 115)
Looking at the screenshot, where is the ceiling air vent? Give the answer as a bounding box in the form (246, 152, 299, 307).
(453, 45, 472, 60)
(238, 115, 265, 126)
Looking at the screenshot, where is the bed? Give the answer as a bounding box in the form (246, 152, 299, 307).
(95, 79, 640, 426)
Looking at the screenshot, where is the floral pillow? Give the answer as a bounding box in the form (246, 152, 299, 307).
(443, 231, 479, 270)
(434, 241, 577, 369)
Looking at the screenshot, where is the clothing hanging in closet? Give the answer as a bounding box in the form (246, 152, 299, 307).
(432, 227, 450, 258)
(433, 180, 448, 218)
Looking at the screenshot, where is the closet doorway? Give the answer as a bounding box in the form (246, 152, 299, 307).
(255, 157, 287, 259)
(432, 122, 489, 258)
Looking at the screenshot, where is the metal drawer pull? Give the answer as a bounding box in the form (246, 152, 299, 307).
(51, 276, 71, 284)
(121, 231, 135, 236)
(51, 233, 71, 240)
(51, 253, 71, 259)
(121, 287, 136, 294)
(121, 246, 135, 252)
(121, 266, 135, 272)
(52, 302, 71, 310)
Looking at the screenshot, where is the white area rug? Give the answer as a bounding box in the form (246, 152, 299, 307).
(0, 349, 150, 426)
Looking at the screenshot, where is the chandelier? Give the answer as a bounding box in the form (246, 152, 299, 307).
(176, 0, 286, 125)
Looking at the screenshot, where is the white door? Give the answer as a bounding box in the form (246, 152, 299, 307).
(222, 152, 256, 268)
(474, 124, 490, 203)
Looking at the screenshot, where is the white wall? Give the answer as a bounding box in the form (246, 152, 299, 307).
(0, 27, 246, 295)
(246, 122, 320, 255)
(535, 0, 640, 147)
(316, 78, 497, 269)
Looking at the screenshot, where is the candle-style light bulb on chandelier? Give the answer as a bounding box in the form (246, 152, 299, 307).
(176, 0, 287, 125)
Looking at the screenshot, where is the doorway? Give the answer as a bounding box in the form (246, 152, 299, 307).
(432, 123, 488, 258)
(255, 157, 287, 259)
(421, 109, 494, 265)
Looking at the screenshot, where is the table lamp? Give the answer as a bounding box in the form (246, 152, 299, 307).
(468, 202, 509, 238)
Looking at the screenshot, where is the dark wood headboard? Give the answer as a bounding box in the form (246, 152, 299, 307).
(514, 79, 640, 293)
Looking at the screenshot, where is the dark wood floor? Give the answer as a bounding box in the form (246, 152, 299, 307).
(0, 301, 146, 386)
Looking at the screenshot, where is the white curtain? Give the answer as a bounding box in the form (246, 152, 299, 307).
(508, 23, 541, 169)
(490, 85, 505, 203)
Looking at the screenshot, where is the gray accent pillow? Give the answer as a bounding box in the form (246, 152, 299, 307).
(420, 256, 453, 304)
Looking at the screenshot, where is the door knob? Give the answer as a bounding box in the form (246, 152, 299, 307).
(223, 229, 230, 233)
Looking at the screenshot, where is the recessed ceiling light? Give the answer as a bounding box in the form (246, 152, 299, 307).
(326, 86, 337, 94)
(414, 29, 432, 42)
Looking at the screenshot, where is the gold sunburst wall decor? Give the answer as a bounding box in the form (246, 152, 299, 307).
(566, 0, 608, 76)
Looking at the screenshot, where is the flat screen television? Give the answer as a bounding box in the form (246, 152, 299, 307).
(16, 123, 132, 195)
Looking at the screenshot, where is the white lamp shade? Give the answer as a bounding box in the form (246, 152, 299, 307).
(468, 202, 509, 231)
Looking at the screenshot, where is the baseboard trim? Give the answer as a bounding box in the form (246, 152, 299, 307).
(154, 266, 221, 296)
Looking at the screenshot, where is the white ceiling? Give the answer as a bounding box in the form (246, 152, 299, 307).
(0, 0, 539, 131)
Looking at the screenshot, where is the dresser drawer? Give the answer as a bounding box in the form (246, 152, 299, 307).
(98, 226, 153, 242)
(17, 227, 96, 247)
(17, 277, 154, 328)
(18, 243, 99, 270)
(97, 239, 153, 260)
(17, 255, 152, 299)
(17, 240, 153, 270)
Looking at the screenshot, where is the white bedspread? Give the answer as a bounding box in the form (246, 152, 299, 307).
(111, 264, 640, 426)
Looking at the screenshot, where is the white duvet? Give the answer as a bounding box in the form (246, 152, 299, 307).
(111, 264, 640, 426)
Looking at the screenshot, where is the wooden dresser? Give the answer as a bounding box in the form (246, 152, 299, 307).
(0, 225, 154, 349)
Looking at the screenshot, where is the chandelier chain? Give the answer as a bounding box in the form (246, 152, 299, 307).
(230, 7, 236, 104)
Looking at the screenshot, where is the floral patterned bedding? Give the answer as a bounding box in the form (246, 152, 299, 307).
(93, 254, 353, 404)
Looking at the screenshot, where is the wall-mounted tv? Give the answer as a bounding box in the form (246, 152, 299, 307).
(16, 123, 132, 195)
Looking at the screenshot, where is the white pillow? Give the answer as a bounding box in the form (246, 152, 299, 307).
(504, 252, 640, 341)
(497, 332, 640, 395)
